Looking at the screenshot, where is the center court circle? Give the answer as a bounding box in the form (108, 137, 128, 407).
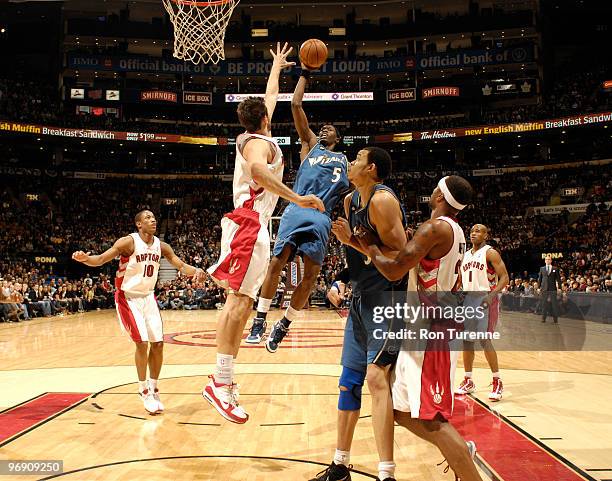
(164, 327, 345, 348)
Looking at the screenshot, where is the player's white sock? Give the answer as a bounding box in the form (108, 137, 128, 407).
(465, 371, 473, 378)
(333, 449, 350, 466)
(378, 461, 396, 480)
(149, 378, 158, 391)
(215, 353, 233, 385)
(138, 380, 148, 393)
(492, 372, 500, 379)
(256, 297, 272, 315)
(284, 305, 301, 323)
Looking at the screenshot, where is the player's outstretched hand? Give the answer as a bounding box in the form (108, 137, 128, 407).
(331, 217, 352, 244)
(193, 268, 206, 283)
(270, 42, 296, 70)
(72, 251, 91, 263)
(354, 225, 378, 249)
(296, 194, 325, 212)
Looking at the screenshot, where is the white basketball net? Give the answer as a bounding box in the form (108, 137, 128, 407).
(162, 0, 239, 65)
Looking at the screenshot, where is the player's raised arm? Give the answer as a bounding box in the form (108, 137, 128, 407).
(264, 42, 295, 130)
(72, 235, 133, 267)
(291, 64, 318, 156)
(160, 242, 205, 282)
(356, 218, 448, 281)
(245, 138, 325, 212)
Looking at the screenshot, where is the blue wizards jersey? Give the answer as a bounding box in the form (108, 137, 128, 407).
(292, 142, 350, 215)
(347, 184, 407, 295)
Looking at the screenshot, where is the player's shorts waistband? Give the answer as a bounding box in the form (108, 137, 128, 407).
(287, 202, 332, 218)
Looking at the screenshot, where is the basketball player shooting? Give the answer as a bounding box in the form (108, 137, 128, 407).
(72, 210, 205, 415)
(205, 42, 325, 424)
(456, 224, 509, 401)
(246, 61, 349, 352)
(355, 176, 483, 481)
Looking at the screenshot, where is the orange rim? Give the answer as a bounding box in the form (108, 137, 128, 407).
(171, 0, 234, 5)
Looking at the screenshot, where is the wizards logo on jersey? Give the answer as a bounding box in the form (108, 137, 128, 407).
(294, 142, 349, 214)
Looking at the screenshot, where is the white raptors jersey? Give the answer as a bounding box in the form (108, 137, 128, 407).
(461, 244, 497, 292)
(233, 132, 284, 225)
(115, 233, 161, 297)
(408, 216, 466, 293)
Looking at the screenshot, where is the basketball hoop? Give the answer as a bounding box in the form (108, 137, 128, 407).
(162, 0, 239, 65)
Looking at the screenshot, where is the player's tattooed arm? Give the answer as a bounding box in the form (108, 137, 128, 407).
(71, 235, 133, 267)
(486, 248, 509, 300)
(292, 64, 318, 159)
(160, 242, 205, 281)
(356, 219, 443, 281)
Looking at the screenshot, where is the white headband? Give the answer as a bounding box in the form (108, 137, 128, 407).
(438, 176, 467, 210)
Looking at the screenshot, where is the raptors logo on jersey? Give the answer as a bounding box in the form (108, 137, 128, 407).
(115, 233, 161, 297)
(461, 244, 498, 292)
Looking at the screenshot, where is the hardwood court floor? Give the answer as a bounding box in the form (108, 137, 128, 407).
(0, 308, 611, 481)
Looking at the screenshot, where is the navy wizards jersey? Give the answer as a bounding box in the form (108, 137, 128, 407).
(272, 142, 349, 265)
(347, 184, 407, 295)
(292, 142, 349, 215)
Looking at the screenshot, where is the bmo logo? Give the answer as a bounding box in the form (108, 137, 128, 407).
(183, 91, 212, 105)
(72, 57, 99, 66)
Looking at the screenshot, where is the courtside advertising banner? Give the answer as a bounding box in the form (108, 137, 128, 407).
(386, 88, 416, 102)
(422, 86, 460, 99)
(224, 92, 374, 102)
(2, 111, 609, 146)
(183, 91, 213, 105)
(374, 111, 612, 143)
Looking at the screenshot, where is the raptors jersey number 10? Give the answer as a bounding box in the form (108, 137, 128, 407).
(115, 233, 161, 297)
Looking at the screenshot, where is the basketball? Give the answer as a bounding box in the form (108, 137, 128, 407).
(299, 38, 328, 69)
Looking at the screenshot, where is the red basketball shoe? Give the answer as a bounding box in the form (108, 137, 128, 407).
(455, 377, 476, 395)
(203, 375, 249, 424)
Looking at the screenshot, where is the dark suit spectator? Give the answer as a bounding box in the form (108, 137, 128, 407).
(538, 255, 562, 323)
(65, 285, 84, 312)
(23, 282, 44, 317)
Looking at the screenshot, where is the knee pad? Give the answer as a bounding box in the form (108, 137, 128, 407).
(338, 366, 365, 411)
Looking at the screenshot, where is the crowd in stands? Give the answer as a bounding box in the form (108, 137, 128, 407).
(404, 164, 612, 297)
(0, 260, 114, 322)
(155, 278, 226, 311)
(1, 156, 610, 322)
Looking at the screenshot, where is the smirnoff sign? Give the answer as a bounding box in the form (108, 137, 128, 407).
(140, 90, 178, 103)
(422, 86, 460, 99)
